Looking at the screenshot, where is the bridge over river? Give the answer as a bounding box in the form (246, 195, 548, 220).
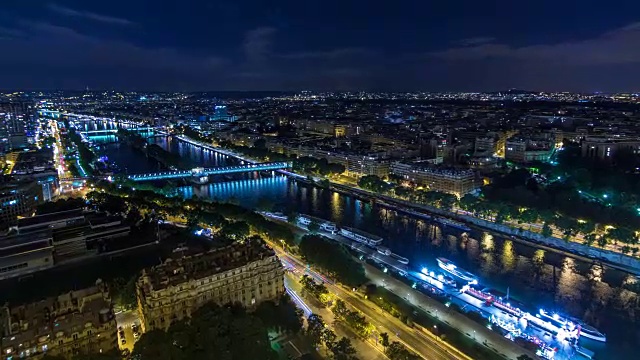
(126, 162, 292, 182)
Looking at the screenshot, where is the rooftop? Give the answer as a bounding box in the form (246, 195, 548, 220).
(17, 209, 85, 229)
(141, 239, 276, 293)
(1, 284, 112, 345)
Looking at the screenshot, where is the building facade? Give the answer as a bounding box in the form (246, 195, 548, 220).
(0, 283, 117, 360)
(136, 240, 284, 332)
(390, 161, 477, 197)
(0, 181, 43, 229)
(505, 138, 555, 163)
(0, 231, 54, 281)
(581, 136, 640, 161)
(0, 210, 130, 280)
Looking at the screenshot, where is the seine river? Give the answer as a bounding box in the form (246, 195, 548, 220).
(92, 133, 639, 359)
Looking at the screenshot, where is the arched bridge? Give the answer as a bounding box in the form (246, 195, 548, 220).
(127, 162, 292, 181)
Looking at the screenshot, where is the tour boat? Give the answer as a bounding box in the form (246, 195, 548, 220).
(538, 309, 606, 342)
(260, 211, 288, 221)
(340, 226, 383, 247)
(297, 214, 338, 233)
(436, 257, 477, 284)
(434, 217, 471, 232)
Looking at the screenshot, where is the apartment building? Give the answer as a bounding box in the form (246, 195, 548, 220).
(581, 136, 640, 160)
(0, 283, 117, 360)
(0, 181, 43, 229)
(0, 210, 130, 280)
(505, 135, 556, 163)
(0, 230, 54, 280)
(136, 239, 284, 332)
(390, 161, 477, 197)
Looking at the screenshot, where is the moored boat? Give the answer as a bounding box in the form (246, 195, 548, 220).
(537, 309, 606, 342)
(297, 214, 338, 233)
(436, 257, 477, 284)
(340, 226, 383, 246)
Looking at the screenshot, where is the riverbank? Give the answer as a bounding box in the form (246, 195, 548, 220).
(310, 180, 640, 276)
(175, 133, 640, 275)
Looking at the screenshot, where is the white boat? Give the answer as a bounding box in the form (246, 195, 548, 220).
(436, 257, 477, 284)
(260, 211, 288, 221)
(376, 246, 410, 265)
(297, 214, 337, 233)
(377, 246, 391, 255)
(538, 309, 606, 342)
(340, 226, 383, 247)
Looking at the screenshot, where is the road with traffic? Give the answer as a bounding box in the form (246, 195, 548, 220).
(271, 242, 469, 360)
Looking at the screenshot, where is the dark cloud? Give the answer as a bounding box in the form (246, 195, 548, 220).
(431, 22, 640, 65)
(454, 37, 496, 46)
(0, 21, 227, 90)
(242, 27, 277, 63)
(278, 47, 375, 60)
(48, 3, 135, 26)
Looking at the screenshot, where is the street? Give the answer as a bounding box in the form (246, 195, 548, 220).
(285, 273, 387, 360)
(274, 245, 467, 360)
(115, 310, 141, 354)
(364, 263, 539, 360)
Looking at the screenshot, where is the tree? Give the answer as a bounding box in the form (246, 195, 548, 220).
(330, 337, 357, 360)
(583, 233, 597, 247)
(332, 299, 349, 319)
(385, 341, 420, 360)
(298, 235, 367, 287)
(321, 328, 337, 347)
(110, 276, 137, 310)
(380, 332, 390, 349)
(254, 294, 304, 334)
(253, 138, 267, 150)
(220, 221, 250, 241)
(307, 314, 326, 346)
(133, 303, 278, 360)
(308, 219, 321, 233)
(287, 212, 299, 224)
(41, 355, 67, 360)
(358, 175, 390, 193)
(132, 329, 172, 360)
(541, 222, 553, 238)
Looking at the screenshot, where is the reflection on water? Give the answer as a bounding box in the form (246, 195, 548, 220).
(186, 177, 638, 358)
(104, 135, 638, 359)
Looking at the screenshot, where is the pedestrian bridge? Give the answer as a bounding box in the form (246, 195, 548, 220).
(127, 162, 292, 181)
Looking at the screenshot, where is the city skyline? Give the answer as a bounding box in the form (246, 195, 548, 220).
(1, 1, 640, 92)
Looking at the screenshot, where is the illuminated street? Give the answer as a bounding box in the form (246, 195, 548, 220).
(270, 241, 470, 360)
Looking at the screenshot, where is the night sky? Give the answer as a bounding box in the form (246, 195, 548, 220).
(2, 1, 640, 92)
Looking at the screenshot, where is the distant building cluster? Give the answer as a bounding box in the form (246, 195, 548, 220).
(390, 161, 477, 197)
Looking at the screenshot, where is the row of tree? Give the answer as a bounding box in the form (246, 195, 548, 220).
(87, 183, 297, 248)
(332, 299, 372, 338)
(307, 314, 358, 360)
(300, 274, 330, 303)
(66, 127, 95, 176)
(132, 303, 279, 360)
(298, 234, 367, 287)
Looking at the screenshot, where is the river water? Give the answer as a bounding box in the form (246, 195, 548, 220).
(91, 132, 639, 359)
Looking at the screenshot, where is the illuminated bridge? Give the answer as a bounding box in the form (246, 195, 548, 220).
(81, 127, 157, 134)
(127, 162, 292, 182)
